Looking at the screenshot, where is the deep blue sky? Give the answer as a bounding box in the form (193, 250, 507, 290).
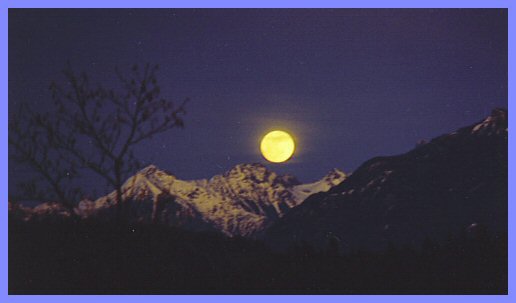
(9, 9, 507, 189)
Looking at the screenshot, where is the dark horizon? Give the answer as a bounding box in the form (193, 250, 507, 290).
(9, 9, 507, 196)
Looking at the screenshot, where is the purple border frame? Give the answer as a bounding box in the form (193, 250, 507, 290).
(1, 0, 512, 302)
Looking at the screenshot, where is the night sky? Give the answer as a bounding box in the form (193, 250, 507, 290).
(9, 9, 507, 195)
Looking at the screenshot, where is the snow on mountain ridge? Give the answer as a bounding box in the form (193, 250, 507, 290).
(470, 108, 507, 136)
(77, 163, 347, 236)
(292, 168, 347, 202)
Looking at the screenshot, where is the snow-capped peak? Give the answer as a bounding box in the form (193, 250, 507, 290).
(292, 169, 347, 202)
(137, 164, 176, 180)
(138, 164, 160, 175)
(75, 163, 347, 237)
(323, 168, 347, 184)
(222, 163, 300, 186)
(471, 108, 507, 136)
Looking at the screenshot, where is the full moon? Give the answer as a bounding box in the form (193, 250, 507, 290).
(260, 130, 295, 163)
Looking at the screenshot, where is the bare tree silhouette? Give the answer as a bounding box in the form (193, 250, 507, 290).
(9, 64, 187, 218)
(9, 103, 81, 214)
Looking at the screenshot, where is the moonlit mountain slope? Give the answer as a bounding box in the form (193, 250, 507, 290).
(75, 163, 346, 236)
(265, 109, 508, 250)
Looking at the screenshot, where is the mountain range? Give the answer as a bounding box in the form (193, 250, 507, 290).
(13, 163, 346, 237)
(265, 108, 508, 250)
(10, 109, 507, 251)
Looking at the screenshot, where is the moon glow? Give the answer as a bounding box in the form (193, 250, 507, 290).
(260, 130, 295, 163)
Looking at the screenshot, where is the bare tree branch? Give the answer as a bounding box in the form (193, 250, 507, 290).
(9, 103, 81, 214)
(10, 63, 187, 219)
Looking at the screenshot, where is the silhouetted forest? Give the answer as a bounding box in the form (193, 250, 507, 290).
(9, 216, 507, 294)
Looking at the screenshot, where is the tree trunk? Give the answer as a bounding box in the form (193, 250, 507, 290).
(114, 159, 125, 224)
(115, 186, 124, 224)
